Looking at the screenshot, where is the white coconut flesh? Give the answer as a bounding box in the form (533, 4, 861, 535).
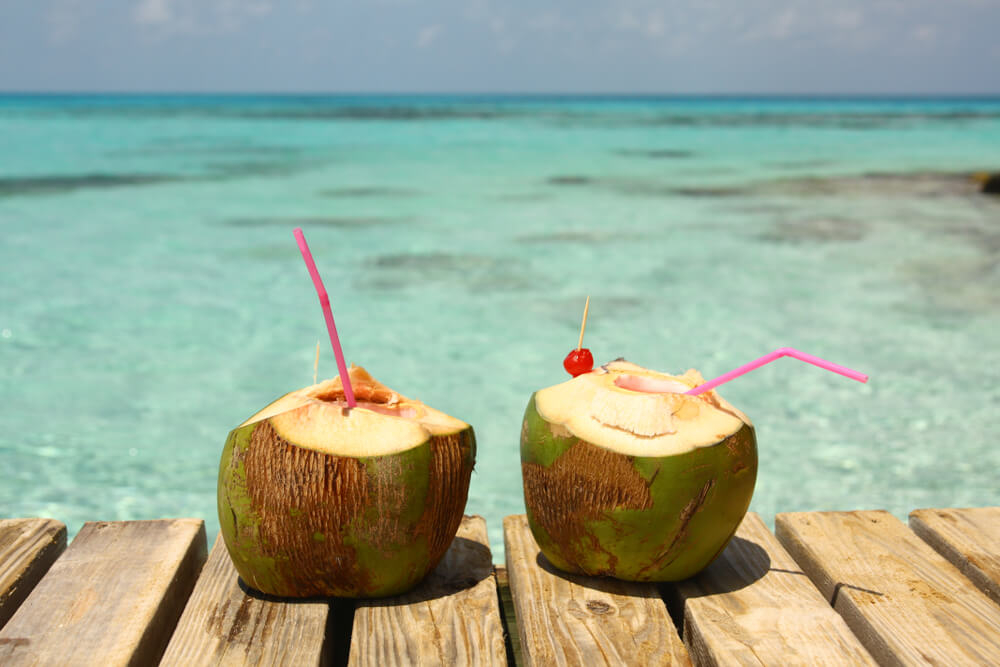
(239, 366, 469, 458)
(534, 360, 753, 457)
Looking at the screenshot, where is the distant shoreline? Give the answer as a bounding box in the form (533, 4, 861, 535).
(2, 91, 1000, 102)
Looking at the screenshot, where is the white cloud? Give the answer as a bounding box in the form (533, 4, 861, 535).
(246, 3, 272, 17)
(912, 24, 937, 42)
(736, 2, 879, 47)
(617, 11, 641, 31)
(47, 0, 85, 43)
(131, 0, 272, 35)
(527, 11, 562, 32)
(645, 11, 666, 37)
(767, 7, 797, 39)
(134, 0, 173, 26)
(417, 24, 444, 48)
(832, 9, 863, 30)
(613, 7, 670, 40)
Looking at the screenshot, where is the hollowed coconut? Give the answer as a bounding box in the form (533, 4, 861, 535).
(218, 366, 475, 598)
(520, 360, 756, 581)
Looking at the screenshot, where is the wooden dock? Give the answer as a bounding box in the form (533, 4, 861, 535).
(1, 508, 999, 665)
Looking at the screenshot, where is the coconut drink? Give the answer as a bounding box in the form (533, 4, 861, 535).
(218, 228, 476, 598)
(218, 366, 476, 598)
(521, 359, 756, 581)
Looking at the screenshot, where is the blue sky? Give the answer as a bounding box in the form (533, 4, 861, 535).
(2, 0, 999, 93)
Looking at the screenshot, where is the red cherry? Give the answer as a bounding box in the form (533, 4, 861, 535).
(563, 348, 594, 377)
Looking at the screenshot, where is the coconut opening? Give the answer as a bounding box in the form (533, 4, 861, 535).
(533, 359, 751, 456)
(238, 366, 470, 457)
(318, 398, 418, 419)
(614, 374, 690, 395)
(311, 387, 417, 419)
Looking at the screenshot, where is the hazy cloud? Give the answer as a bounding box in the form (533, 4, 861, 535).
(8, 0, 1000, 93)
(417, 24, 444, 48)
(47, 0, 86, 43)
(912, 24, 937, 42)
(741, 6, 800, 42)
(131, 0, 272, 34)
(527, 11, 564, 32)
(832, 8, 863, 30)
(133, 0, 172, 26)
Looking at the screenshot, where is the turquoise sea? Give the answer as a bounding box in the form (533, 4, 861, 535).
(1, 95, 999, 560)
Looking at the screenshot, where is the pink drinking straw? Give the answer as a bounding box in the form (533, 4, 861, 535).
(686, 347, 868, 396)
(293, 228, 356, 408)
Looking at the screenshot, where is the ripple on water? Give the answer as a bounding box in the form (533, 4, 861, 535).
(235, 106, 518, 121)
(223, 216, 413, 229)
(492, 192, 552, 202)
(521, 294, 646, 327)
(0, 173, 180, 198)
(200, 157, 331, 180)
(515, 229, 640, 244)
(320, 186, 420, 198)
(767, 159, 837, 170)
(614, 148, 695, 159)
(900, 255, 1000, 313)
(544, 175, 746, 198)
(546, 175, 594, 186)
(750, 171, 982, 198)
(542, 170, 985, 203)
(928, 222, 1000, 254)
(108, 143, 304, 158)
(360, 252, 535, 292)
(757, 217, 868, 243)
(0, 158, 337, 200)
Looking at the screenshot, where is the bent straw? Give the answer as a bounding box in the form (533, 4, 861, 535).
(686, 347, 868, 396)
(293, 228, 356, 408)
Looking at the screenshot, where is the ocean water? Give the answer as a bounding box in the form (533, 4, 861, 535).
(1, 95, 999, 561)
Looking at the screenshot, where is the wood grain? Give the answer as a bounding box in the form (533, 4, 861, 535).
(160, 533, 331, 666)
(0, 519, 206, 666)
(348, 515, 507, 666)
(776, 510, 1000, 665)
(0, 519, 66, 630)
(673, 512, 875, 666)
(503, 514, 689, 667)
(910, 507, 1000, 606)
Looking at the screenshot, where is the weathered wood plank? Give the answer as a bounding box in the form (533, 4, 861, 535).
(0, 519, 206, 666)
(910, 507, 1000, 607)
(673, 512, 875, 666)
(503, 514, 689, 667)
(160, 533, 331, 666)
(349, 515, 507, 666)
(776, 510, 1000, 665)
(0, 519, 67, 630)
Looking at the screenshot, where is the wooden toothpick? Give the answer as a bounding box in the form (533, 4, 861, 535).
(313, 340, 320, 385)
(577, 296, 590, 350)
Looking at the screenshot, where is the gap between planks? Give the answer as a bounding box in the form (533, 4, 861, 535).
(160, 532, 332, 666)
(672, 512, 875, 666)
(776, 510, 1000, 665)
(0, 519, 206, 666)
(0, 519, 67, 631)
(909, 507, 1000, 607)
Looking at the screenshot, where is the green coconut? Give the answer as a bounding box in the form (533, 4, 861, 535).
(520, 359, 756, 581)
(218, 366, 475, 598)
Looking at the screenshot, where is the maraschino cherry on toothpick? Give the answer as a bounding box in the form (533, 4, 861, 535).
(563, 296, 594, 377)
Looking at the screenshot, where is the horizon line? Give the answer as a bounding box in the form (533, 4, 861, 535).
(2, 90, 1000, 99)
